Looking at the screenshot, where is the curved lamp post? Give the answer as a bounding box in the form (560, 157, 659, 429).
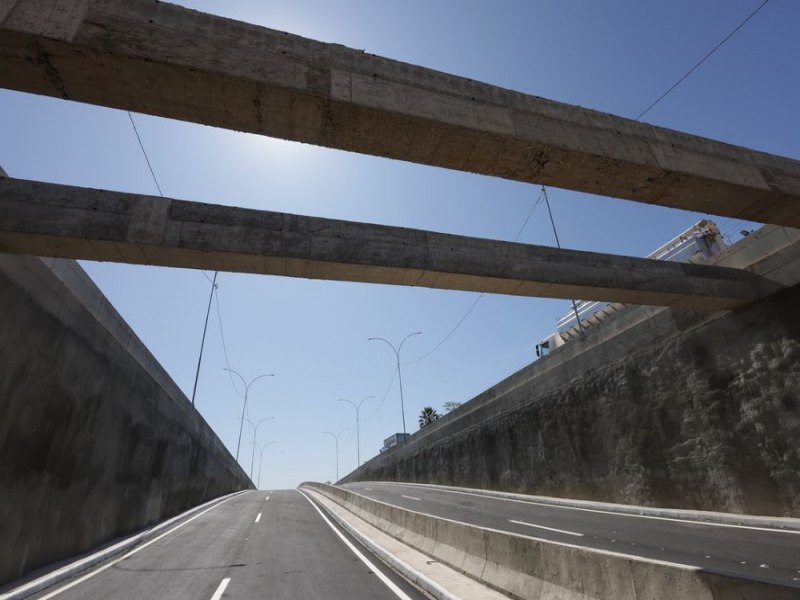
(368, 332, 421, 436)
(224, 368, 274, 462)
(244, 416, 274, 480)
(338, 396, 374, 468)
(323, 428, 349, 483)
(253, 440, 275, 489)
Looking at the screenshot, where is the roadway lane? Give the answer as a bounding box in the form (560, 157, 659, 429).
(344, 481, 800, 587)
(29, 490, 427, 600)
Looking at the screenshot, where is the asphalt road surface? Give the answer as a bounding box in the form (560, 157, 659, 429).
(28, 490, 427, 600)
(344, 481, 800, 587)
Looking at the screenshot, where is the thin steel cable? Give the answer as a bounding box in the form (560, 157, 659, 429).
(127, 111, 217, 284)
(127, 111, 164, 197)
(635, 0, 769, 120)
(214, 286, 244, 397)
(403, 190, 546, 366)
(361, 368, 398, 422)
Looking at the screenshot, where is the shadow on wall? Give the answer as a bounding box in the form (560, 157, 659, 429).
(0, 256, 252, 585)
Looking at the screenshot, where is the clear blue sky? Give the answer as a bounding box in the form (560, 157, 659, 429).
(1, 1, 798, 489)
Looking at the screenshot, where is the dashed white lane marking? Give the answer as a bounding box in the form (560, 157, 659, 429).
(374, 483, 800, 535)
(364, 487, 373, 491)
(265, 496, 270, 501)
(508, 519, 585, 537)
(35, 494, 241, 599)
(300, 492, 414, 600)
(255, 512, 262, 523)
(401, 495, 421, 501)
(210, 577, 230, 600)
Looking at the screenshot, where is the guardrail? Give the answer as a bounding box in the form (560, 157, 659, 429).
(301, 482, 800, 600)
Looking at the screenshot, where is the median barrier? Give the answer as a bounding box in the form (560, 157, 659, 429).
(300, 482, 800, 600)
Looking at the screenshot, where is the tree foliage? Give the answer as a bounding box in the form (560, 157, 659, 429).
(418, 406, 440, 428)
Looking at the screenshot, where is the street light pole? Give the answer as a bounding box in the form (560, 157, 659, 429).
(338, 396, 374, 467)
(243, 416, 274, 480)
(191, 271, 217, 407)
(224, 368, 274, 462)
(254, 440, 275, 489)
(369, 332, 421, 436)
(323, 428, 349, 482)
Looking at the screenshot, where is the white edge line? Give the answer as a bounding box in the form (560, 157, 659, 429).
(28, 493, 243, 600)
(367, 482, 800, 535)
(300, 489, 461, 600)
(327, 485, 700, 570)
(299, 491, 415, 600)
(209, 577, 230, 600)
(401, 495, 421, 501)
(509, 519, 583, 537)
(255, 513, 262, 523)
(0, 490, 248, 600)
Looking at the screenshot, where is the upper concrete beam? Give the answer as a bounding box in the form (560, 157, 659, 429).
(0, 177, 779, 310)
(1, 1, 799, 226)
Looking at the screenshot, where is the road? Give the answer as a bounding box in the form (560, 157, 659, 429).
(28, 490, 427, 600)
(344, 481, 800, 587)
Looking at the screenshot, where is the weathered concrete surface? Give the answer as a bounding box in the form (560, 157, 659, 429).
(342, 229, 800, 517)
(0, 177, 782, 310)
(1, 1, 799, 225)
(0, 255, 252, 586)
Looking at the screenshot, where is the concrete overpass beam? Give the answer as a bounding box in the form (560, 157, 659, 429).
(0, 177, 780, 310)
(0, 1, 799, 226)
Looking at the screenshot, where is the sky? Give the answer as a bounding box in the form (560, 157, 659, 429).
(1, 1, 798, 489)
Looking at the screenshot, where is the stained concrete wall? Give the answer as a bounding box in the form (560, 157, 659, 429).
(343, 229, 800, 517)
(0, 255, 252, 585)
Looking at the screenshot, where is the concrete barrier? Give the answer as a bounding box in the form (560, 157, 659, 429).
(301, 482, 800, 600)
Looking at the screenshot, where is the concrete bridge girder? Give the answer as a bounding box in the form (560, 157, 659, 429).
(0, 0, 798, 226)
(0, 177, 781, 310)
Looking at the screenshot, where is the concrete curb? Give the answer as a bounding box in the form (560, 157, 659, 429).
(0, 490, 248, 600)
(300, 489, 461, 600)
(303, 482, 800, 600)
(370, 481, 800, 532)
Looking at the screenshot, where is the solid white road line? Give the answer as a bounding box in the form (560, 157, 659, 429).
(401, 495, 421, 501)
(255, 512, 262, 523)
(509, 519, 584, 537)
(210, 577, 230, 600)
(374, 483, 800, 535)
(300, 492, 414, 600)
(36, 494, 241, 599)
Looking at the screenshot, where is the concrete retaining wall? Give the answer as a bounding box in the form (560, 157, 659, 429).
(342, 227, 800, 517)
(303, 483, 800, 600)
(0, 255, 252, 585)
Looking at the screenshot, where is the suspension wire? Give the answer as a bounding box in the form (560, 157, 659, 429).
(127, 111, 164, 197)
(636, 0, 769, 121)
(127, 111, 224, 403)
(361, 368, 398, 422)
(214, 286, 244, 397)
(403, 189, 547, 366)
(541, 186, 585, 339)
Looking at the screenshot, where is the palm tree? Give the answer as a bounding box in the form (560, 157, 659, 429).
(418, 406, 440, 429)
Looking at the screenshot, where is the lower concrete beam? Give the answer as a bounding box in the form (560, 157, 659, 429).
(0, 177, 780, 309)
